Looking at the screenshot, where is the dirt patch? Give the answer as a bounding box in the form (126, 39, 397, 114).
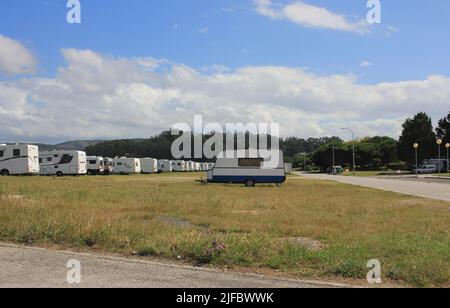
(1, 195, 27, 200)
(153, 215, 195, 229)
(283, 237, 326, 251)
(231, 210, 265, 216)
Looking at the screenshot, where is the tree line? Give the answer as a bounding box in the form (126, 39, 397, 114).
(86, 111, 450, 170)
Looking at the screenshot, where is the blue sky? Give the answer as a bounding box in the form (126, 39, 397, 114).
(0, 1, 449, 143)
(2, 0, 449, 83)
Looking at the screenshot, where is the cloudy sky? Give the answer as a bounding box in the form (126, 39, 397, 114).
(1, 0, 449, 143)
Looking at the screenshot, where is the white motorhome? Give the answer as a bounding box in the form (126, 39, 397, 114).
(140, 158, 158, 174)
(86, 156, 104, 175)
(103, 157, 114, 175)
(207, 150, 286, 187)
(113, 158, 141, 174)
(172, 160, 186, 172)
(158, 160, 172, 173)
(186, 161, 195, 172)
(39, 150, 87, 176)
(0, 144, 40, 176)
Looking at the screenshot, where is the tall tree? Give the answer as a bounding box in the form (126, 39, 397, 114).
(398, 112, 436, 164)
(436, 111, 450, 142)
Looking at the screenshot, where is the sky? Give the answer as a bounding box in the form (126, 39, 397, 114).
(0, 0, 449, 143)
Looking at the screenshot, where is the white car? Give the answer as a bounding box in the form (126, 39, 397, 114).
(413, 165, 436, 174)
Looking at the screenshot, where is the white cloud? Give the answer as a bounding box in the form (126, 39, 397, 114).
(254, 0, 370, 34)
(1, 49, 449, 143)
(0, 34, 37, 75)
(360, 61, 374, 68)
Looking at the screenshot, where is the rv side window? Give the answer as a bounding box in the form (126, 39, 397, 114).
(13, 149, 20, 157)
(117, 162, 123, 166)
(47, 157, 52, 162)
(60, 155, 73, 164)
(39, 158, 43, 164)
(0, 151, 3, 157)
(89, 160, 96, 164)
(238, 158, 263, 167)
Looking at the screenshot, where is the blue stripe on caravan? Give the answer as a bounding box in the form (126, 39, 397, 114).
(210, 176, 286, 184)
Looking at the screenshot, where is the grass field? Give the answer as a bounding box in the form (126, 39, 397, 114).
(0, 174, 449, 287)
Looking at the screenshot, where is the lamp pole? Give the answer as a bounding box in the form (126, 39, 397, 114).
(446, 143, 450, 174)
(413, 143, 419, 177)
(437, 139, 442, 178)
(341, 128, 356, 174)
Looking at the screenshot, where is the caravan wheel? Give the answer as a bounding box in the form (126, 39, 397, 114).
(245, 180, 255, 187)
(56, 171, 64, 177)
(0, 169, 10, 176)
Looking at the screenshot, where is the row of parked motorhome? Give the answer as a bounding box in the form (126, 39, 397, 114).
(1, 144, 288, 187)
(0, 144, 213, 176)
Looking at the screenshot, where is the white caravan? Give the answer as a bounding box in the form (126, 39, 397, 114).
(103, 157, 114, 175)
(86, 156, 104, 175)
(113, 158, 141, 174)
(172, 160, 187, 172)
(158, 160, 172, 173)
(0, 144, 40, 176)
(39, 150, 87, 176)
(140, 158, 158, 174)
(186, 161, 195, 172)
(207, 150, 286, 187)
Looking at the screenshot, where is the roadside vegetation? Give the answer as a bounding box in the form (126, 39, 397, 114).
(0, 174, 449, 287)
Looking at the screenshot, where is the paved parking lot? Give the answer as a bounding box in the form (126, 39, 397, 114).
(297, 173, 450, 202)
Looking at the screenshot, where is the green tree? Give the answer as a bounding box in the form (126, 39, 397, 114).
(398, 112, 437, 165)
(436, 111, 450, 142)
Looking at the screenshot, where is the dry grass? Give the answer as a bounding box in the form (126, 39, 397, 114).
(0, 174, 449, 287)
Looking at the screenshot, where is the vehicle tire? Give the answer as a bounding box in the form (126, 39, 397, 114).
(245, 179, 255, 187)
(87, 170, 93, 176)
(0, 169, 10, 176)
(56, 171, 63, 177)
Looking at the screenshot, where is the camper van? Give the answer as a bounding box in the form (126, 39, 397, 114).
(86, 156, 104, 175)
(158, 160, 172, 173)
(140, 158, 158, 174)
(39, 150, 87, 176)
(0, 144, 40, 176)
(207, 150, 286, 187)
(113, 158, 141, 174)
(103, 157, 114, 175)
(172, 160, 186, 172)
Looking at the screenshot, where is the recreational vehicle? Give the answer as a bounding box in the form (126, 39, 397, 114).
(0, 144, 40, 176)
(113, 158, 141, 174)
(103, 157, 114, 175)
(207, 150, 286, 187)
(172, 160, 187, 172)
(86, 156, 104, 175)
(140, 158, 158, 174)
(39, 150, 87, 176)
(186, 161, 195, 172)
(158, 160, 172, 173)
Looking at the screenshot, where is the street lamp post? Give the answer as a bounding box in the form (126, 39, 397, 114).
(437, 139, 442, 178)
(341, 128, 356, 174)
(446, 143, 450, 174)
(413, 143, 419, 177)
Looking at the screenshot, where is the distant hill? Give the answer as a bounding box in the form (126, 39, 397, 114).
(34, 140, 105, 151)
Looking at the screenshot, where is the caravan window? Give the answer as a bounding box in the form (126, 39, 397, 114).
(60, 155, 73, 164)
(238, 158, 263, 167)
(13, 149, 20, 157)
(39, 158, 43, 164)
(47, 157, 52, 162)
(89, 160, 96, 164)
(0, 151, 3, 157)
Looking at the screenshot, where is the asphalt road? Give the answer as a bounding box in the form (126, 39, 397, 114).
(0, 243, 346, 288)
(297, 173, 450, 202)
